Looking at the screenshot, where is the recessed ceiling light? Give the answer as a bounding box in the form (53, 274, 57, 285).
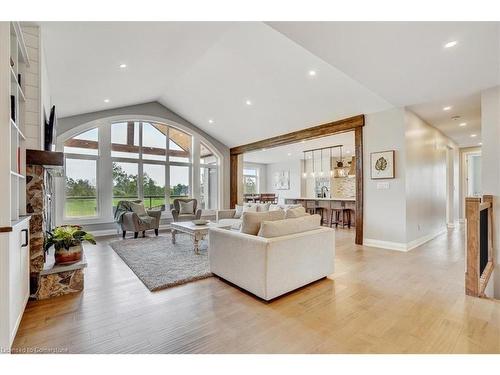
(262, 148, 266, 151)
(245, 100, 252, 106)
(479, 142, 483, 146)
(287, 152, 292, 156)
(443, 106, 452, 111)
(444, 40, 458, 48)
(459, 122, 467, 127)
(470, 134, 477, 138)
(308, 70, 317, 77)
(104, 99, 110, 103)
(208, 119, 214, 124)
(119, 63, 127, 69)
(346, 150, 351, 154)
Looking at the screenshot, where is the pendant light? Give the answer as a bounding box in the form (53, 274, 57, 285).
(329, 147, 334, 177)
(319, 149, 324, 176)
(348, 155, 356, 177)
(311, 150, 315, 177)
(334, 146, 343, 178)
(302, 151, 307, 178)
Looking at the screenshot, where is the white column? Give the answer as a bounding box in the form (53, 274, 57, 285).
(192, 136, 200, 202)
(99, 120, 113, 222)
(481, 86, 500, 297)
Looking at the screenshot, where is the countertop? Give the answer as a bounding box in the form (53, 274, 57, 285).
(285, 197, 356, 202)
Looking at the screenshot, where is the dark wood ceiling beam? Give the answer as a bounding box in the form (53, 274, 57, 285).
(64, 139, 189, 158)
(230, 114, 364, 155)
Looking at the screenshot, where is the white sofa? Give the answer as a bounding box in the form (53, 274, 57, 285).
(216, 203, 303, 231)
(208, 222, 335, 301)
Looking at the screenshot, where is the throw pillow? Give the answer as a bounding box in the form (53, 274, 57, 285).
(129, 201, 148, 216)
(234, 205, 244, 219)
(285, 206, 307, 218)
(258, 214, 322, 238)
(242, 205, 258, 213)
(179, 200, 194, 215)
(255, 202, 271, 212)
(240, 210, 286, 235)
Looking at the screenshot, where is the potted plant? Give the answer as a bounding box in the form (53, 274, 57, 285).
(44, 225, 96, 265)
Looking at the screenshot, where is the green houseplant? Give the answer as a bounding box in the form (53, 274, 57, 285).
(44, 225, 96, 265)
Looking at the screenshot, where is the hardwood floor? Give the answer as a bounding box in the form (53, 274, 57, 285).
(12, 226, 500, 353)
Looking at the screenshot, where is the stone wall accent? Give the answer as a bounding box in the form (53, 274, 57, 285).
(26, 165, 45, 271)
(37, 269, 84, 300)
(331, 177, 356, 199)
(26, 165, 45, 296)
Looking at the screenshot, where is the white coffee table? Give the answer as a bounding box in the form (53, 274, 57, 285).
(170, 221, 232, 254)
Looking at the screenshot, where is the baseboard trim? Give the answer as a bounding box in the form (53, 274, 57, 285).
(406, 227, 447, 251)
(364, 227, 447, 252)
(363, 238, 408, 252)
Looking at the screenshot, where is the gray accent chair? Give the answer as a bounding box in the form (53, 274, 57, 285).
(171, 198, 202, 222)
(117, 200, 162, 239)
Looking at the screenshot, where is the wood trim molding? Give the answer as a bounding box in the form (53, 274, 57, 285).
(230, 115, 364, 155)
(230, 154, 238, 209)
(229, 114, 365, 245)
(354, 127, 363, 245)
(465, 195, 495, 297)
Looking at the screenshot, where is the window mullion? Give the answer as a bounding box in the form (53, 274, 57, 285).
(138, 122, 144, 201)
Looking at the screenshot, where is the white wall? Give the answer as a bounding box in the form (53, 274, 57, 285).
(265, 159, 302, 203)
(39, 28, 51, 133)
(404, 110, 458, 244)
(363, 108, 407, 245)
(21, 26, 42, 151)
(363, 108, 459, 250)
(480, 86, 500, 297)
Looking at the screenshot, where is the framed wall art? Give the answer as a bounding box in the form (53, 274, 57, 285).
(370, 150, 395, 179)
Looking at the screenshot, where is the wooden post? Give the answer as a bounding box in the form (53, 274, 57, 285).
(354, 127, 363, 245)
(465, 197, 481, 296)
(483, 195, 494, 266)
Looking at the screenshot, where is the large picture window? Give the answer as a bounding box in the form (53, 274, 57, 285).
(63, 128, 99, 218)
(243, 168, 258, 194)
(61, 119, 220, 222)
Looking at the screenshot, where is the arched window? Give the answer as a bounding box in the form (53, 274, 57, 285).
(59, 118, 221, 223)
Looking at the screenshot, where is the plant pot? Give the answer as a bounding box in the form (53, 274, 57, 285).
(54, 243, 82, 265)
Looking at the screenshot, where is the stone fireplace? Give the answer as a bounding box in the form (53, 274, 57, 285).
(25, 149, 87, 300)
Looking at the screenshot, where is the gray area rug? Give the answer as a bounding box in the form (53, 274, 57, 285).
(109, 234, 212, 291)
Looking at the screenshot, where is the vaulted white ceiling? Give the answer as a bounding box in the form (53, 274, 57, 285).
(40, 22, 500, 148)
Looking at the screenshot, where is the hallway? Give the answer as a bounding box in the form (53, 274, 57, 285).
(12, 227, 500, 353)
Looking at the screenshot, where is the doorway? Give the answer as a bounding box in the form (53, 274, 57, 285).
(229, 115, 364, 244)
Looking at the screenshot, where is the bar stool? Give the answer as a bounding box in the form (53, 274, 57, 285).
(340, 208, 352, 228)
(314, 207, 327, 225)
(305, 200, 316, 215)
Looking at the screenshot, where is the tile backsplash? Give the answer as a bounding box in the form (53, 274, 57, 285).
(331, 176, 355, 198)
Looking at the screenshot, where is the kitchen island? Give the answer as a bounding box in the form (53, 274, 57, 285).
(284, 197, 356, 227)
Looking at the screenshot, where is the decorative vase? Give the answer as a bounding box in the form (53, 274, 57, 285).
(54, 243, 82, 265)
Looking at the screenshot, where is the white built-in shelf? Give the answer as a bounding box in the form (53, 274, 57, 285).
(10, 118, 26, 140)
(9, 66, 16, 82)
(10, 171, 25, 179)
(10, 66, 26, 102)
